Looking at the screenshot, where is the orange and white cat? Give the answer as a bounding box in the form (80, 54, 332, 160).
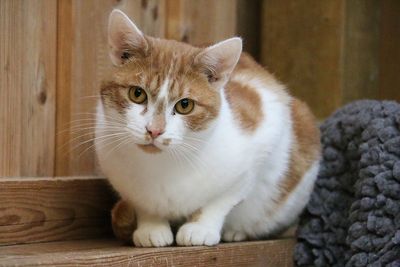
(95, 10, 321, 247)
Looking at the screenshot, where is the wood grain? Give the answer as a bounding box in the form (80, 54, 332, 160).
(237, 0, 262, 60)
(379, 0, 400, 102)
(0, 177, 115, 245)
(342, 0, 381, 103)
(261, 0, 344, 119)
(166, 0, 237, 44)
(0, 0, 57, 177)
(56, 0, 116, 176)
(0, 238, 295, 266)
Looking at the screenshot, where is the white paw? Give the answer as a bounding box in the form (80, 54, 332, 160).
(133, 224, 173, 247)
(176, 222, 220, 246)
(222, 229, 247, 242)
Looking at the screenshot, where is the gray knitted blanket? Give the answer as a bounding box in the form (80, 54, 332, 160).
(294, 100, 400, 267)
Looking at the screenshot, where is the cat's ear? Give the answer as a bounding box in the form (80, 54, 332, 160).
(108, 9, 149, 65)
(194, 37, 242, 88)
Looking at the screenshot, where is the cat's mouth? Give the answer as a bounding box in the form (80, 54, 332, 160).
(137, 143, 162, 154)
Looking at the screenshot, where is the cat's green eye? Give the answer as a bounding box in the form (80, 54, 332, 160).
(129, 86, 147, 104)
(175, 98, 195, 115)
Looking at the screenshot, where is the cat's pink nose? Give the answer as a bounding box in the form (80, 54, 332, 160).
(146, 126, 164, 139)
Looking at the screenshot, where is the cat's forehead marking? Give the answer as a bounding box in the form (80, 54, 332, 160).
(156, 76, 170, 101)
(154, 100, 165, 115)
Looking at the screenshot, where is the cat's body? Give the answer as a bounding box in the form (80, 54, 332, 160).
(95, 10, 321, 247)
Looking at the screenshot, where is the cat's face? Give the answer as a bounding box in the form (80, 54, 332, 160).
(99, 10, 242, 153)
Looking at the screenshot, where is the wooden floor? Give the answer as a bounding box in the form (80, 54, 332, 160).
(0, 238, 295, 267)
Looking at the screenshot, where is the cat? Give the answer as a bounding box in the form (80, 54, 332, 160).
(95, 9, 321, 247)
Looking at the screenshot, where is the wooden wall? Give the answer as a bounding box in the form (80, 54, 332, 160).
(0, 0, 236, 178)
(1, 0, 399, 178)
(261, 0, 400, 119)
(0, 0, 57, 177)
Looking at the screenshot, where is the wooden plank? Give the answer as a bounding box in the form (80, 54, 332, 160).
(55, 0, 115, 176)
(0, 0, 57, 177)
(55, 0, 167, 176)
(237, 0, 262, 60)
(166, 0, 237, 44)
(261, 0, 344, 119)
(379, 0, 400, 102)
(0, 218, 112, 246)
(0, 177, 115, 245)
(0, 238, 295, 266)
(342, 0, 381, 104)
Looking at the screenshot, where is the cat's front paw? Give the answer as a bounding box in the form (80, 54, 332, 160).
(176, 222, 220, 246)
(133, 224, 173, 247)
(222, 229, 247, 242)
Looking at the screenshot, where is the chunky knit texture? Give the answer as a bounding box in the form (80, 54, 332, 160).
(295, 100, 400, 267)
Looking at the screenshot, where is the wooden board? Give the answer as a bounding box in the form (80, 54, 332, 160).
(166, 0, 237, 44)
(0, 177, 115, 245)
(0, 0, 57, 177)
(379, 0, 400, 102)
(261, 0, 344, 119)
(341, 0, 381, 104)
(237, 0, 262, 60)
(261, 0, 399, 119)
(0, 238, 295, 266)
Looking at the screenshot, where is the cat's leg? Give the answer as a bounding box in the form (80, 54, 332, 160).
(221, 203, 252, 242)
(176, 181, 250, 246)
(111, 199, 136, 244)
(222, 228, 248, 242)
(133, 207, 173, 247)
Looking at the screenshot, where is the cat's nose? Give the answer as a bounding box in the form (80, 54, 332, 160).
(146, 126, 164, 139)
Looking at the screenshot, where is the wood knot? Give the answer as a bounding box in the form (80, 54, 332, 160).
(152, 6, 158, 20)
(38, 91, 47, 105)
(181, 31, 189, 43)
(141, 0, 148, 9)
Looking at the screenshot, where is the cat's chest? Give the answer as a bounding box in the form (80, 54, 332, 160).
(98, 141, 249, 218)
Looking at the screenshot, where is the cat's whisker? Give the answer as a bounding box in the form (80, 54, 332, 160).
(77, 134, 117, 158)
(178, 143, 218, 181)
(180, 142, 201, 153)
(174, 146, 199, 175)
(79, 132, 131, 159)
(168, 146, 184, 172)
(175, 144, 208, 178)
(63, 121, 122, 130)
(65, 132, 128, 154)
(72, 112, 128, 124)
(167, 134, 207, 145)
(102, 134, 132, 161)
(58, 123, 138, 137)
(65, 128, 119, 138)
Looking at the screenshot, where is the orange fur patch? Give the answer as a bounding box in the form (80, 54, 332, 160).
(188, 209, 202, 223)
(278, 99, 321, 203)
(111, 200, 136, 243)
(162, 139, 171, 146)
(232, 53, 290, 105)
(100, 81, 129, 114)
(224, 81, 263, 133)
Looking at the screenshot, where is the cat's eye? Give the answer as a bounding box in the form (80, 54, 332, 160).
(128, 86, 147, 104)
(175, 98, 195, 115)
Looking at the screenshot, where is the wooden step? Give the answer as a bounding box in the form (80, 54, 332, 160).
(0, 238, 295, 266)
